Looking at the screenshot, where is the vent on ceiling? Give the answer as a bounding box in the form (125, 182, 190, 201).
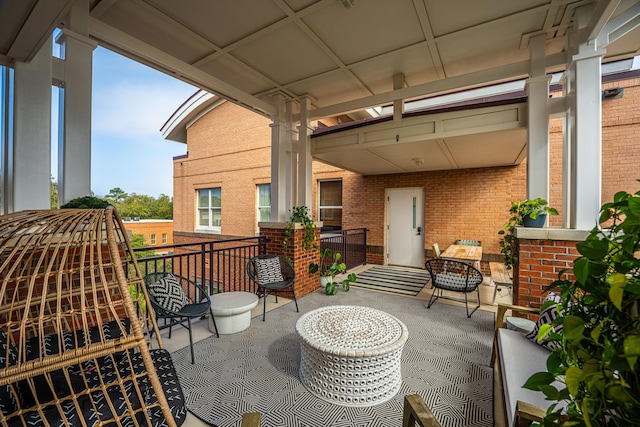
(339, 0, 357, 9)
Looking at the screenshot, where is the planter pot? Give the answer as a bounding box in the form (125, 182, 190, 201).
(320, 276, 332, 288)
(523, 213, 547, 228)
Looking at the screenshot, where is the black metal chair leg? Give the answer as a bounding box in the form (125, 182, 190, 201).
(209, 308, 219, 338)
(262, 289, 267, 321)
(292, 289, 299, 312)
(187, 317, 195, 364)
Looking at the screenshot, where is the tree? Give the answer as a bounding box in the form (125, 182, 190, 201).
(106, 187, 128, 204)
(50, 176, 58, 209)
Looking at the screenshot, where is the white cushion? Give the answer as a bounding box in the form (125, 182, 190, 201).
(498, 328, 565, 426)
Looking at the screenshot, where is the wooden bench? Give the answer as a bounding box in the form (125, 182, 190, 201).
(489, 262, 513, 305)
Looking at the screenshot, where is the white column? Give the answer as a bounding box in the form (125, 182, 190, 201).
(526, 35, 551, 203)
(567, 7, 604, 230)
(12, 37, 52, 211)
(297, 96, 313, 210)
(57, 0, 96, 205)
(270, 94, 290, 221)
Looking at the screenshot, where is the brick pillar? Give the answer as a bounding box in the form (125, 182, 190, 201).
(259, 222, 321, 298)
(513, 228, 588, 316)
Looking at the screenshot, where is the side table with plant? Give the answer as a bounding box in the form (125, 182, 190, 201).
(523, 187, 640, 426)
(498, 198, 559, 270)
(309, 248, 357, 295)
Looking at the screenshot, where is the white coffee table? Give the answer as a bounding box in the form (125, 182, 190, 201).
(296, 305, 408, 407)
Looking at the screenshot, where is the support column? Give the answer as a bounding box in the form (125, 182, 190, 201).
(297, 96, 313, 210)
(567, 6, 604, 230)
(270, 94, 291, 221)
(12, 37, 52, 211)
(57, 0, 96, 205)
(526, 35, 551, 204)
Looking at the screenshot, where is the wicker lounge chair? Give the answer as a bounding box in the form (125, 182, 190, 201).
(0, 208, 186, 426)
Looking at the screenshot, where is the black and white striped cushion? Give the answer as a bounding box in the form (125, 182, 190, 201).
(147, 275, 189, 312)
(254, 257, 285, 284)
(526, 292, 563, 350)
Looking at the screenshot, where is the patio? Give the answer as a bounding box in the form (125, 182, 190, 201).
(159, 266, 510, 427)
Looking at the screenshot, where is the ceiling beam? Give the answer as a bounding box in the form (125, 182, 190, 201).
(88, 17, 276, 117)
(307, 52, 567, 120)
(7, 0, 74, 62)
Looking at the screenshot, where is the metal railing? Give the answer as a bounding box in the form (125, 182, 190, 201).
(129, 236, 266, 294)
(319, 228, 367, 270)
(128, 227, 367, 296)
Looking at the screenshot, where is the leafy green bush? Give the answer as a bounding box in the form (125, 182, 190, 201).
(524, 188, 640, 426)
(61, 195, 110, 209)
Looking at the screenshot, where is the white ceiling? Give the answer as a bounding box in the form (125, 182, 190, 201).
(2, 0, 639, 174)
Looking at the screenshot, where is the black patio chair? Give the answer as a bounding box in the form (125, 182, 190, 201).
(143, 272, 219, 364)
(246, 254, 299, 321)
(424, 258, 483, 318)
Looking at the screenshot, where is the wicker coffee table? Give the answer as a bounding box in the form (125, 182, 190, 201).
(296, 305, 408, 407)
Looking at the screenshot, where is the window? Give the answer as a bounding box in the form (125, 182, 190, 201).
(150, 234, 156, 245)
(0, 66, 14, 215)
(197, 187, 222, 230)
(318, 180, 342, 231)
(257, 184, 271, 226)
(162, 233, 167, 244)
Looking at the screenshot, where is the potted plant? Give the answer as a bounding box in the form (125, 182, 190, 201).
(523, 187, 640, 425)
(498, 198, 558, 269)
(282, 206, 317, 256)
(309, 248, 357, 295)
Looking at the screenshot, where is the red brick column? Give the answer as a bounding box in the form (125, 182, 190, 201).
(513, 228, 588, 316)
(258, 222, 321, 298)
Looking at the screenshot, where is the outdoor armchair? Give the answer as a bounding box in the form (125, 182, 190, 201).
(246, 254, 299, 321)
(424, 258, 483, 318)
(143, 272, 219, 364)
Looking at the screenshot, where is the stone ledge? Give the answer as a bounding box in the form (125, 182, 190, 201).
(515, 227, 590, 241)
(258, 221, 322, 229)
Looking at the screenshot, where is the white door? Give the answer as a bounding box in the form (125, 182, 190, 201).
(386, 187, 425, 268)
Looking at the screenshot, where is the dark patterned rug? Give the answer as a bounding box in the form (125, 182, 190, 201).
(171, 288, 494, 427)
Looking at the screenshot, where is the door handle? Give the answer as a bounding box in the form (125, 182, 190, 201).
(416, 226, 422, 235)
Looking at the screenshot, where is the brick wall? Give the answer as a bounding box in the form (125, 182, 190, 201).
(174, 77, 640, 271)
(259, 224, 322, 299)
(122, 220, 174, 246)
(513, 231, 586, 316)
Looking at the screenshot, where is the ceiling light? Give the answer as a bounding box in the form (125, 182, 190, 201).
(412, 157, 424, 167)
(339, 0, 357, 9)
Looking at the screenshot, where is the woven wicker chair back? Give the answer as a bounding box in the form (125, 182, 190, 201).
(0, 208, 180, 427)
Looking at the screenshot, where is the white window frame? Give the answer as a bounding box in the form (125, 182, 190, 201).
(318, 179, 343, 229)
(150, 234, 156, 245)
(162, 233, 167, 244)
(196, 187, 222, 232)
(256, 184, 271, 230)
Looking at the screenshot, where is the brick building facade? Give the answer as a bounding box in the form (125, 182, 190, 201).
(122, 219, 174, 247)
(173, 72, 639, 266)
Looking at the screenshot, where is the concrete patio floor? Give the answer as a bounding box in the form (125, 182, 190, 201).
(159, 264, 512, 426)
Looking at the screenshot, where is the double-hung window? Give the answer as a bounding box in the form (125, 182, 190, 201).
(150, 234, 156, 245)
(257, 184, 271, 227)
(318, 180, 342, 231)
(197, 187, 222, 231)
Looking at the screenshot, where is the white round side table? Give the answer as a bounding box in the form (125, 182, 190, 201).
(296, 305, 408, 407)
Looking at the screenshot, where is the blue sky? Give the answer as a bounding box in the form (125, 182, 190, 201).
(53, 47, 197, 198)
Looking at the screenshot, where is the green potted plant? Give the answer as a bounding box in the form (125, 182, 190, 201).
(523, 187, 640, 425)
(282, 206, 317, 255)
(498, 198, 559, 269)
(309, 248, 357, 295)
